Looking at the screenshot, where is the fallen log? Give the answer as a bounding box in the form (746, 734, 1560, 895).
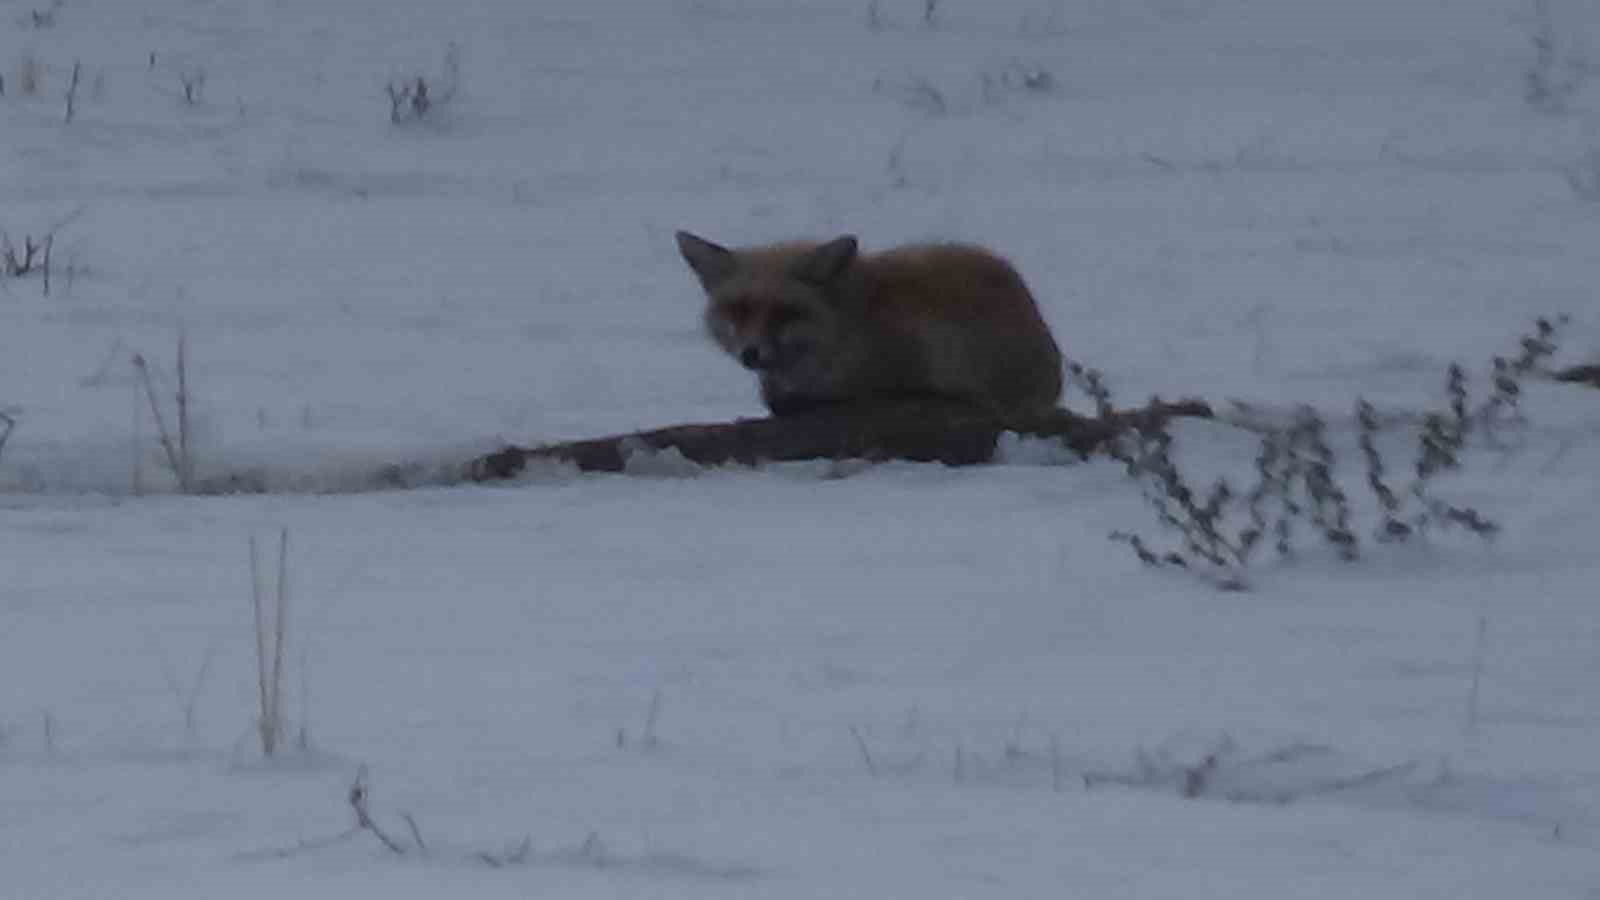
(468, 397, 1214, 480)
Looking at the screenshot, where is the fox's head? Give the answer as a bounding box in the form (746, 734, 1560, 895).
(675, 230, 859, 386)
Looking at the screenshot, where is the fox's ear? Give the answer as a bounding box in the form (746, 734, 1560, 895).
(794, 235, 858, 285)
(676, 230, 737, 290)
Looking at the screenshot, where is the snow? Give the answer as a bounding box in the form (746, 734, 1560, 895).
(3, 0, 1600, 896)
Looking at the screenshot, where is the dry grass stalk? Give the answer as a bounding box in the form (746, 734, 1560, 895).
(133, 353, 186, 490)
(63, 60, 80, 122)
(250, 529, 290, 756)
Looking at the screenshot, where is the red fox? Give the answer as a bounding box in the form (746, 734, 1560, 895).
(675, 231, 1063, 416)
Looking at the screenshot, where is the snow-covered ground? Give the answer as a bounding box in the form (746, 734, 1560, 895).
(4, 0, 1600, 896)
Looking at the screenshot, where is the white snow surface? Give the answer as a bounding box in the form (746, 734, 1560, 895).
(4, 0, 1600, 896)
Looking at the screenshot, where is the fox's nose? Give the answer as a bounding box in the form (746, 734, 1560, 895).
(739, 345, 769, 370)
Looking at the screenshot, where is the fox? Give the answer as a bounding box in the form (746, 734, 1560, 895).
(675, 230, 1063, 417)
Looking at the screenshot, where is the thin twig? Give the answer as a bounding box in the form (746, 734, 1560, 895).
(478, 836, 532, 868)
(402, 813, 427, 854)
(1466, 616, 1488, 735)
(130, 374, 144, 494)
(250, 536, 275, 756)
(47, 205, 87, 235)
(0, 411, 16, 462)
(642, 689, 662, 746)
(1226, 761, 1419, 804)
(155, 639, 219, 740)
(348, 767, 409, 856)
(848, 725, 878, 777)
(133, 354, 184, 488)
(271, 528, 289, 749)
(176, 329, 191, 489)
(297, 645, 312, 752)
(63, 60, 81, 123)
(186, 644, 217, 737)
(233, 826, 360, 862)
(131, 376, 143, 494)
(509, 836, 532, 863)
(1233, 742, 1332, 769)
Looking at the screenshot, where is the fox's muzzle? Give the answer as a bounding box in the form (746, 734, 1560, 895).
(738, 342, 782, 371)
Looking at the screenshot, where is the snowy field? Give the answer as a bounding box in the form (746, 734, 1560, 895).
(4, 0, 1600, 896)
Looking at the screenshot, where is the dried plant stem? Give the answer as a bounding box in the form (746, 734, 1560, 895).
(131, 376, 144, 495)
(476, 836, 533, 868)
(0, 411, 15, 463)
(297, 646, 312, 751)
(250, 536, 273, 754)
(177, 330, 192, 488)
(643, 689, 662, 745)
(131, 332, 195, 492)
(402, 813, 428, 854)
(273, 529, 289, 745)
(849, 725, 878, 777)
(156, 640, 219, 740)
(133, 354, 186, 490)
(64, 60, 81, 123)
(40, 234, 52, 297)
(1466, 616, 1488, 735)
(250, 530, 290, 756)
(348, 767, 409, 856)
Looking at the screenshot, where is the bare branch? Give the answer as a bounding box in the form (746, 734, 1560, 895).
(348, 767, 409, 856)
(470, 397, 1213, 480)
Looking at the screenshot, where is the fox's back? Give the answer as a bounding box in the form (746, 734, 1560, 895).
(861, 243, 1044, 324)
(857, 243, 1063, 411)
